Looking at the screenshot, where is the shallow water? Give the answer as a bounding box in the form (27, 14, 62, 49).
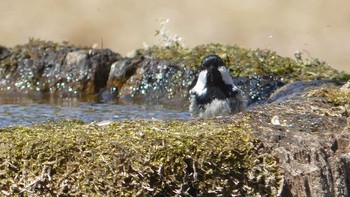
(0, 94, 191, 128)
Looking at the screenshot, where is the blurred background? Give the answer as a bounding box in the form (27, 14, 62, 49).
(1, 0, 349, 72)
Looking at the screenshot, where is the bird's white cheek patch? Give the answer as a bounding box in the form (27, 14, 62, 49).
(218, 66, 238, 91)
(218, 66, 234, 85)
(190, 70, 207, 96)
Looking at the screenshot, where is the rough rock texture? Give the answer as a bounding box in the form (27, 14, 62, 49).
(109, 58, 196, 109)
(245, 81, 350, 196)
(0, 39, 121, 97)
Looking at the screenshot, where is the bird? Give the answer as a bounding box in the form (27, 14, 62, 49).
(189, 55, 246, 118)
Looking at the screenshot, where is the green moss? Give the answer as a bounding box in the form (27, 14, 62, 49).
(0, 119, 280, 196)
(16, 38, 82, 53)
(138, 43, 350, 82)
(305, 88, 350, 107)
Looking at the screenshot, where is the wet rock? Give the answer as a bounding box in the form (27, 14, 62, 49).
(115, 58, 196, 109)
(109, 58, 284, 109)
(0, 39, 121, 96)
(110, 57, 283, 110)
(235, 75, 285, 105)
(42, 49, 119, 96)
(106, 57, 143, 90)
(267, 80, 338, 103)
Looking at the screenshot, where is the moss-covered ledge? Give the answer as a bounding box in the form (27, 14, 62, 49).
(0, 118, 280, 196)
(133, 44, 350, 81)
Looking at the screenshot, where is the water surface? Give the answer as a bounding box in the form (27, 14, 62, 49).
(0, 94, 191, 128)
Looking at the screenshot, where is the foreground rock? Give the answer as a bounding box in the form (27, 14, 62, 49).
(0, 119, 280, 196)
(247, 81, 350, 196)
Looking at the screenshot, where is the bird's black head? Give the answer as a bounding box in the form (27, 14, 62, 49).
(200, 55, 226, 86)
(201, 54, 225, 70)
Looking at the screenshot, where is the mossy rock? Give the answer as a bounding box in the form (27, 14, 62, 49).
(1, 40, 349, 102)
(305, 87, 350, 107)
(136, 44, 350, 82)
(116, 44, 349, 106)
(0, 119, 280, 196)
